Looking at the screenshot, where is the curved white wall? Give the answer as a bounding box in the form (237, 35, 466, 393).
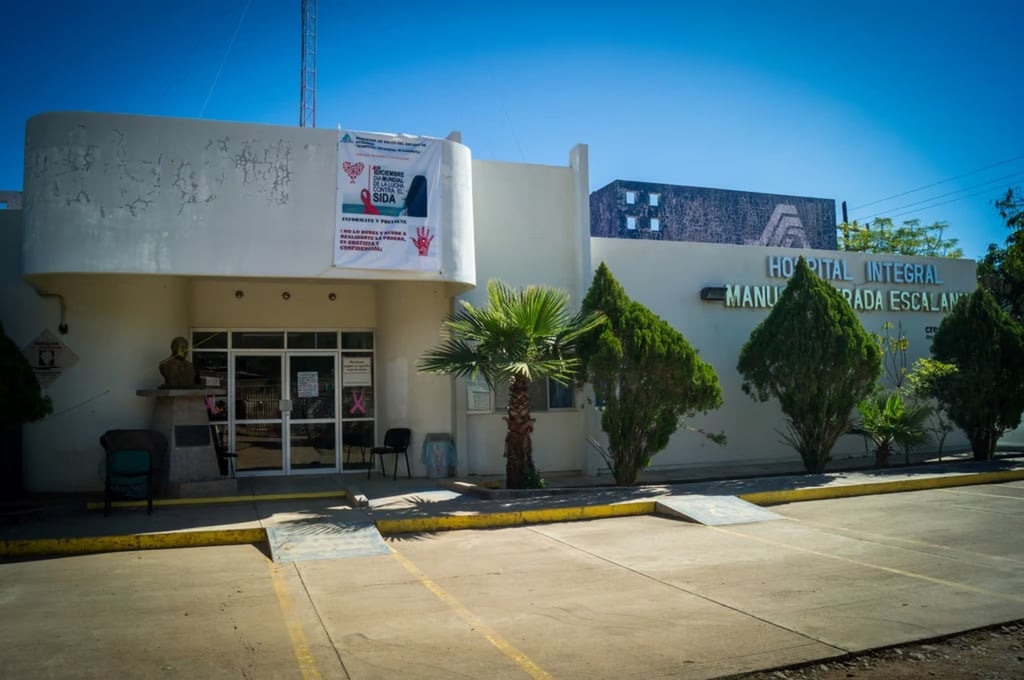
(22, 112, 474, 286)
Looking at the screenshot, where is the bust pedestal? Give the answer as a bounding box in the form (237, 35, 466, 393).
(136, 388, 237, 497)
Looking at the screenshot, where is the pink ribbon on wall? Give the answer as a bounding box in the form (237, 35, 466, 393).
(349, 389, 367, 415)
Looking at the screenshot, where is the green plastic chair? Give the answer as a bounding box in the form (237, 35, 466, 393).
(104, 448, 153, 515)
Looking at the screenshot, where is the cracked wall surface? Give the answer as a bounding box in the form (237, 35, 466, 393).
(22, 112, 336, 277)
(20, 112, 475, 284)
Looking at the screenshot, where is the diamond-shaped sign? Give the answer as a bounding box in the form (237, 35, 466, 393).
(22, 330, 78, 388)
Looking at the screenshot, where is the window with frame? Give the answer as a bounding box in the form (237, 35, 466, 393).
(491, 378, 575, 413)
(650, 218, 660, 232)
(626, 216, 637, 230)
(625, 190, 637, 205)
(649, 193, 660, 207)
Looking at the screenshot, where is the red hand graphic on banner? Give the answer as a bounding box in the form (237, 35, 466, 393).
(360, 189, 380, 215)
(410, 226, 434, 256)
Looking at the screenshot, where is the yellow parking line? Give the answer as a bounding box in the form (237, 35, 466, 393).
(270, 563, 324, 680)
(710, 525, 1024, 604)
(933, 486, 1024, 500)
(390, 547, 553, 680)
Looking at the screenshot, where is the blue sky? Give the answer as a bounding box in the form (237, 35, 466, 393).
(3, 0, 1021, 258)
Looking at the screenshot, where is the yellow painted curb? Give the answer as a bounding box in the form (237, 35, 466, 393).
(84, 490, 347, 511)
(375, 501, 656, 535)
(8, 471, 1023, 557)
(0, 528, 267, 558)
(739, 470, 1024, 506)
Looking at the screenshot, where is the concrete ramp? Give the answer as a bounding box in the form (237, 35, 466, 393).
(656, 495, 785, 526)
(266, 516, 390, 563)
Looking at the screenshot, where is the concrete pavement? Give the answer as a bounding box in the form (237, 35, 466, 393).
(3, 483, 1024, 679)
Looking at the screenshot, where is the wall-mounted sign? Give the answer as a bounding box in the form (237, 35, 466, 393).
(334, 131, 443, 273)
(342, 357, 372, 387)
(21, 330, 77, 387)
(296, 371, 319, 398)
(707, 255, 970, 313)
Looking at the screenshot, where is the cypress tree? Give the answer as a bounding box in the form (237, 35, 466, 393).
(737, 257, 881, 473)
(928, 288, 1024, 460)
(579, 263, 724, 485)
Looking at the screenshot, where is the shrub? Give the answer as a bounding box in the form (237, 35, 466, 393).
(927, 288, 1024, 460)
(738, 257, 881, 473)
(578, 264, 724, 485)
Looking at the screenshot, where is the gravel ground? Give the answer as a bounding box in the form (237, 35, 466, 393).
(729, 621, 1024, 680)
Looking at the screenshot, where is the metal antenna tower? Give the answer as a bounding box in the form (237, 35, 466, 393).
(299, 0, 317, 127)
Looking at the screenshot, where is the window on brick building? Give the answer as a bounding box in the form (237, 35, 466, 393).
(650, 218, 660, 232)
(625, 191, 636, 205)
(649, 193, 660, 207)
(626, 216, 637, 230)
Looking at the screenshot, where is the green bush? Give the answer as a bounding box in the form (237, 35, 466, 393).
(927, 288, 1024, 460)
(578, 264, 724, 486)
(0, 322, 52, 427)
(738, 257, 881, 473)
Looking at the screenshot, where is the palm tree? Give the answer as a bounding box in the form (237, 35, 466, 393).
(418, 280, 603, 489)
(854, 392, 932, 468)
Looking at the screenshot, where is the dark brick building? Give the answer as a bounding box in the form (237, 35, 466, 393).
(590, 180, 837, 250)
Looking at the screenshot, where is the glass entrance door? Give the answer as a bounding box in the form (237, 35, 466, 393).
(198, 329, 368, 477)
(233, 353, 285, 473)
(287, 354, 338, 473)
(231, 352, 340, 475)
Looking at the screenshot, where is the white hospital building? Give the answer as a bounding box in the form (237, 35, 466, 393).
(1, 112, 983, 493)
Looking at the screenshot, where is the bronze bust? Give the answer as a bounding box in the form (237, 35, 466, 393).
(159, 336, 198, 389)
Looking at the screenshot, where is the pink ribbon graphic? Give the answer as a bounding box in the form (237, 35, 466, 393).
(349, 389, 367, 415)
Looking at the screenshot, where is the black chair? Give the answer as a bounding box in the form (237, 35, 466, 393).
(344, 428, 373, 468)
(368, 428, 412, 480)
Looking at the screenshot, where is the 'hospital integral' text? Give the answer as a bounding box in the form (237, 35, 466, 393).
(723, 255, 967, 312)
(767, 255, 944, 285)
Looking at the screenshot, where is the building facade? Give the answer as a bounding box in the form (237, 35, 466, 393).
(590, 180, 837, 249)
(1, 111, 991, 493)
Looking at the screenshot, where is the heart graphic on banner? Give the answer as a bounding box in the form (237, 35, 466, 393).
(342, 162, 365, 182)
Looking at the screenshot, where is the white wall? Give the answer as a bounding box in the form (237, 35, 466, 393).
(375, 282, 453, 474)
(5, 208, 191, 492)
(589, 238, 978, 471)
(190, 279, 376, 328)
(22, 112, 475, 286)
(16, 274, 190, 492)
(460, 152, 590, 475)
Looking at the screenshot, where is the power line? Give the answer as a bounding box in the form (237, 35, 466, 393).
(854, 169, 1024, 222)
(884, 185, 1010, 221)
(849, 152, 1024, 211)
(199, 0, 253, 119)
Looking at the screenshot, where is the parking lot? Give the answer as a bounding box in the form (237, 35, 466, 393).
(3, 482, 1024, 679)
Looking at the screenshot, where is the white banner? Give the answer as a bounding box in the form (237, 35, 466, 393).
(335, 130, 442, 272)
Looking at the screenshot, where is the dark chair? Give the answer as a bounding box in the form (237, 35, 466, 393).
(100, 430, 165, 513)
(344, 428, 373, 468)
(368, 428, 412, 480)
(103, 448, 154, 515)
